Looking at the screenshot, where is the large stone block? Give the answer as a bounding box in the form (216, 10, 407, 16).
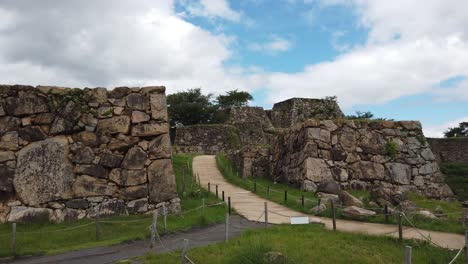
(5, 94, 48, 116)
(304, 158, 333, 182)
(7, 206, 52, 223)
(121, 146, 147, 170)
(386, 162, 411, 185)
(150, 93, 168, 121)
(72, 175, 118, 197)
(148, 159, 177, 203)
(109, 169, 147, 186)
(0, 117, 20, 134)
(97, 116, 130, 135)
(14, 137, 74, 206)
(148, 134, 171, 159)
(18, 126, 47, 142)
(131, 123, 168, 137)
(350, 161, 385, 180)
(0, 164, 14, 192)
(126, 93, 148, 110)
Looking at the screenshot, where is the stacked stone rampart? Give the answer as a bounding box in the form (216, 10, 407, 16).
(174, 124, 241, 154)
(427, 137, 468, 164)
(0, 85, 179, 223)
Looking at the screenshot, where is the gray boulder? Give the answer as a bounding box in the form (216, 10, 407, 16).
(342, 206, 376, 217)
(8, 206, 52, 223)
(339, 191, 363, 207)
(316, 180, 341, 195)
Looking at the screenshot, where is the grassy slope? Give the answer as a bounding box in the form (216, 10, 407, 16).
(0, 154, 225, 257)
(216, 154, 466, 234)
(441, 163, 468, 201)
(142, 224, 461, 264)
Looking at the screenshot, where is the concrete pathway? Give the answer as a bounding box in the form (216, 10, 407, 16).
(193, 155, 466, 250)
(6, 216, 263, 264)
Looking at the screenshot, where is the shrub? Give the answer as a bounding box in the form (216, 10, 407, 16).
(383, 141, 398, 157)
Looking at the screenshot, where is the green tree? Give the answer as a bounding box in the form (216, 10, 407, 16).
(346, 111, 374, 120)
(444, 122, 468, 137)
(167, 88, 217, 126)
(216, 89, 253, 109)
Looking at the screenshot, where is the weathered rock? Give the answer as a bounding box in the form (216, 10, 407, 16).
(316, 180, 341, 195)
(342, 206, 376, 217)
(97, 107, 114, 118)
(0, 132, 19, 150)
(5, 94, 48, 116)
(65, 199, 90, 209)
(131, 111, 150, 123)
(127, 198, 149, 214)
(72, 146, 95, 164)
(350, 161, 385, 180)
(121, 185, 148, 200)
(416, 210, 437, 219)
(100, 152, 124, 168)
(0, 151, 15, 163)
(14, 137, 74, 206)
(0, 117, 20, 134)
(121, 147, 147, 170)
(126, 93, 148, 110)
(72, 175, 118, 197)
(304, 158, 333, 182)
(386, 163, 411, 185)
(0, 164, 14, 192)
(339, 191, 363, 207)
(107, 134, 139, 151)
(131, 123, 168, 137)
(301, 180, 317, 192)
(148, 159, 177, 203)
(109, 169, 147, 186)
(150, 93, 168, 121)
(8, 206, 52, 223)
(49, 101, 83, 135)
(262, 252, 287, 264)
(73, 131, 100, 147)
(148, 134, 171, 159)
(87, 199, 127, 218)
(75, 165, 107, 179)
(96, 116, 130, 135)
(370, 187, 401, 206)
(310, 204, 327, 214)
(434, 206, 444, 215)
(316, 192, 341, 205)
(18, 126, 47, 142)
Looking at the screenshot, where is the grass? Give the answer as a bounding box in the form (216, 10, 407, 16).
(441, 163, 468, 201)
(141, 224, 462, 264)
(215, 154, 467, 234)
(0, 154, 225, 258)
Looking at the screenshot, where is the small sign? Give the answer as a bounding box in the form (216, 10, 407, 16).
(290, 216, 309, 225)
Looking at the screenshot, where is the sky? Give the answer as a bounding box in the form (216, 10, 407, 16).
(0, 0, 467, 137)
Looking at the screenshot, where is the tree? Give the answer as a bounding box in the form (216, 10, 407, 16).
(167, 88, 217, 127)
(347, 111, 374, 120)
(444, 122, 468, 137)
(216, 89, 253, 109)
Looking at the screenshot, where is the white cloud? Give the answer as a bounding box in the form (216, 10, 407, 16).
(249, 36, 293, 54)
(181, 0, 242, 22)
(423, 116, 468, 138)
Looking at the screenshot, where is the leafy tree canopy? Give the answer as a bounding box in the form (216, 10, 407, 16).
(444, 122, 468, 137)
(216, 89, 253, 109)
(167, 88, 217, 127)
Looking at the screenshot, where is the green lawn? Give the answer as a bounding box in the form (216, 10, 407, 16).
(441, 163, 468, 201)
(0, 154, 225, 258)
(216, 154, 467, 234)
(142, 224, 462, 264)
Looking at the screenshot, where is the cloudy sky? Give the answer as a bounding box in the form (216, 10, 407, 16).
(0, 0, 467, 137)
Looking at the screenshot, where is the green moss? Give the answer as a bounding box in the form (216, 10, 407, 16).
(383, 141, 398, 157)
(47, 89, 91, 114)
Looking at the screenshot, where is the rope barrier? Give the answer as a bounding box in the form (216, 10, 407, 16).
(0, 232, 12, 237)
(448, 247, 464, 264)
(15, 222, 95, 234)
(401, 212, 441, 248)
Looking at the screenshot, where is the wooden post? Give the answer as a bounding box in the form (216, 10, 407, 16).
(284, 190, 287, 203)
(264, 202, 268, 228)
(463, 208, 467, 229)
(267, 186, 270, 196)
(181, 239, 189, 264)
(201, 198, 205, 218)
(11, 223, 16, 256)
(398, 213, 403, 242)
(216, 185, 219, 198)
(208, 182, 211, 192)
(384, 205, 389, 222)
(318, 198, 321, 206)
(95, 211, 100, 241)
(254, 181, 257, 193)
(228, 197, 232, 215)
(162, 204, 168, 232)
(405, 246, 412, 264)
(225, 213, 230, 242)
(331, 200, 336, 231)
(150, 210, 158, 248)
(222, 190, 225, 201)
(301, 195, 305, 208)
(182, 168, 186, 196)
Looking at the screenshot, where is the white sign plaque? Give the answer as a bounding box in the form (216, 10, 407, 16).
(290, 216, 309, 225)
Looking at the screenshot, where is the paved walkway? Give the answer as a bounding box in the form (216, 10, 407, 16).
(6, 216, 263, 264)
(193, 155, 466, 250)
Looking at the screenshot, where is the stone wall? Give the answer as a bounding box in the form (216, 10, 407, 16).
(270, 119, 453, 198)
(427, 137, 468, 164)
(174, 124, 241, 154)
(269, 98, 345, 128)
(227, 106, 273, 145)
(230, 145, 270, 178)
(0, 85, 179, 223)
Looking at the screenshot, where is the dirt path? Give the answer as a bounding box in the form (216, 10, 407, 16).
(6, 216, 263, 264)
(193, 155, 466, 250)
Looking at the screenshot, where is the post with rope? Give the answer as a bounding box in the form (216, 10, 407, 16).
(384, 205, 389, 222)
(264, 202, 268, 228)
(465, 231, 468, 264)
(11, 223, 16, 256)
(208, 182, 211, 192)
(225, 213, 230, 242)
(301, 195, 305, 208)
(150, 210, 158, 249)
(222, 191, 225, 201)
(95, 210, 100, 241)
(331, 200, 336, 231)
(162, 204, 168, 232)
(181, 239, 189, 264)
(398, 212, 403, 242)
(405, 246, 412, 264)
(284, 190, 288, 203)
(216, 185, 219, 198)
(228, 197, 232, 215)
(267, 185, 270, 197)
(254, 181, 257, 193)
(463, 208, 467, 229)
